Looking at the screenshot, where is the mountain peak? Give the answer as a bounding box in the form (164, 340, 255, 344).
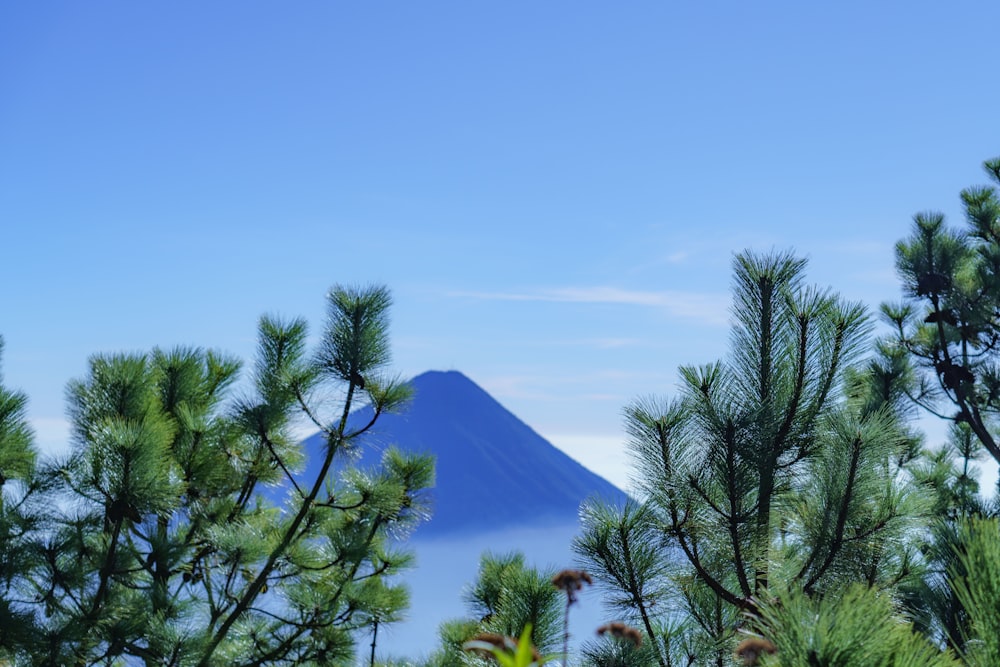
(299, 370, 628, 537)
(409, 368, 499, 401)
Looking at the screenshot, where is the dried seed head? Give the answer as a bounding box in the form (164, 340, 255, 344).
(734, 637, 777, 666)
(596, 621, 643, 648)
(551, 569, 593, 604)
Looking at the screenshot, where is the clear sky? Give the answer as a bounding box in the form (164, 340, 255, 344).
(2, 2, 999, 492)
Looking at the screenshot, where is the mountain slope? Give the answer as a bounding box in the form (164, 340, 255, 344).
(298, 370, 628, 537)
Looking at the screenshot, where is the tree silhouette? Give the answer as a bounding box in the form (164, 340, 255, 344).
(885, 156, 1000, 469)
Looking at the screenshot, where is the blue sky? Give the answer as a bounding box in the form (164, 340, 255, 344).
(2, 2, 999, 492)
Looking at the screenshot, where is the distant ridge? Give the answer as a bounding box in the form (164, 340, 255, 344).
(298, 370, 629, 537)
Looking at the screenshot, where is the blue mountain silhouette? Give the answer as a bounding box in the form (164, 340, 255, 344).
(296, 370, 628, 537)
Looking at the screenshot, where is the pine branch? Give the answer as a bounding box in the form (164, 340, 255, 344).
(195, 378, 361, 666)
(802, 432, 863, 594)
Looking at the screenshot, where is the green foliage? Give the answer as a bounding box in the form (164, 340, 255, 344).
(318, 284, 394, 386)
(0, 337, 39, 664)
(781, 408, 924, 595)
(573, 500, 678, 667)
(579, 636, 661, 667)
(897, 429, 992, 653)
(949, 518, 1000, 666)
(434, 618, 484, 666)
(885, 156, 1000, 467)
(464, 625, 548, 667)
(575, 252, 923, 663)
(753, 584, 957, 667)
(465, 552, 561, 651)
(575, 501, 671, 618)
(424, 552, 561, 667)
(0, 337, 36, 491)
(877, 156, 1000, 659)
(0, 286, 433, 666)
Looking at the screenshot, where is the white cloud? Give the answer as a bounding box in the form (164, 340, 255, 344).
(450, 286, 730, 326)
(289, 418, 322, 443)
(542, 432, 633, 494)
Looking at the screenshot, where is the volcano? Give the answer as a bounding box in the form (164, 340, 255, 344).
(297, 370, 628, 537)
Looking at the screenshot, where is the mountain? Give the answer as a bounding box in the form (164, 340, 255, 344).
(297, 370, 629, 537)
(275, 370, 630, 658)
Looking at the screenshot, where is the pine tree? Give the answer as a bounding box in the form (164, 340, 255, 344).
(0, 337, 40, 663)
(753, 583, 957, 667)
(885, 156, 1000, 469)
(423, 551, 562, 667)
(875, 156, 1000, 656)
(2, 285, 433, 666)
(948, 517, 1000, 667)
(897, 422, 991, 653)
(574, 251, 924, 663)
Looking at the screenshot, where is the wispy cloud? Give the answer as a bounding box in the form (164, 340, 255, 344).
(450, 287, 729, 325)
